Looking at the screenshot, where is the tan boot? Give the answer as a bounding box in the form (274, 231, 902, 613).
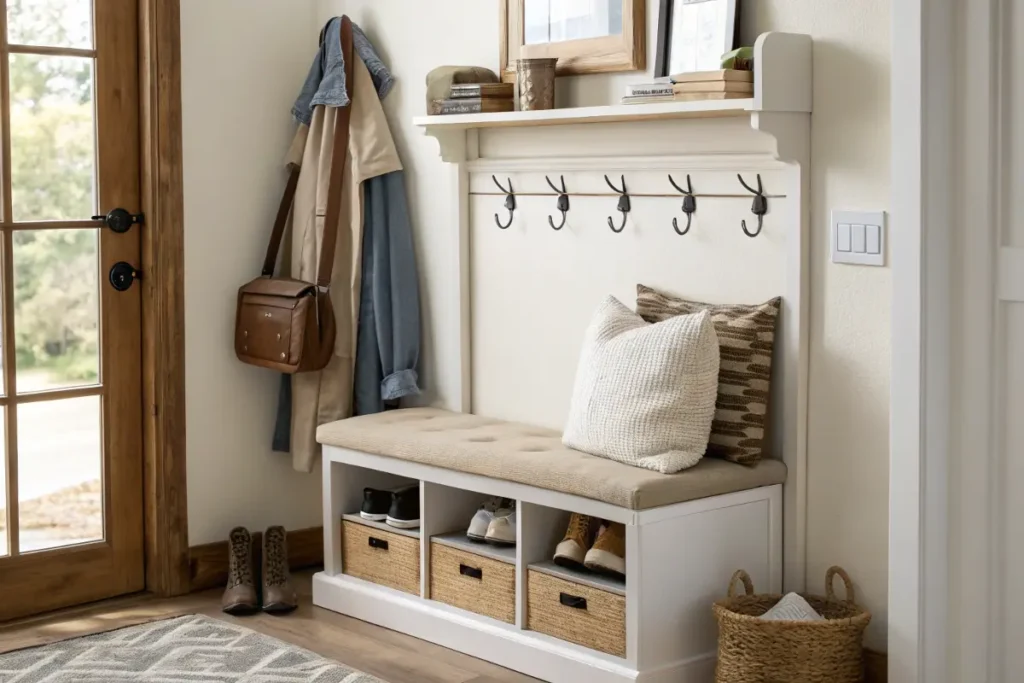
(585, 522, 626, 578)
(553, 513, 597, 570)
(221, 527, 258, 615)
(262, 526, 298, 614)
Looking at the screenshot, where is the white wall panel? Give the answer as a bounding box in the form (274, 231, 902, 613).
(181, 0, 320, 544)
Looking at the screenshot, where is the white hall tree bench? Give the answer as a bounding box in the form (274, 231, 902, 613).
(314, 409, 786, 683)
(315, 31, 812, 683)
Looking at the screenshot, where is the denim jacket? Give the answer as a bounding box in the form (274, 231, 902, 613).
(292, 18, 394, 125)
(355, 171, 421, 415)
(273, 18, 420, 452)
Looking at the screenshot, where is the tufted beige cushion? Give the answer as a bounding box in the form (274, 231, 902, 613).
(317, 408, 787, 510)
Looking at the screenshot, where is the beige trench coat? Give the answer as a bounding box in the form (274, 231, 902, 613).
(284, 57, 402, 473)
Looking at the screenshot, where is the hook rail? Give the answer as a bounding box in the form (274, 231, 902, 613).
(483, 173, 775, 236)
(470, 191, 786, 199)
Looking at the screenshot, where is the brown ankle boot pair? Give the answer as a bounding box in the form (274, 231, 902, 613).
(221, 526, 298, 616)
(553, 513, 626, 578)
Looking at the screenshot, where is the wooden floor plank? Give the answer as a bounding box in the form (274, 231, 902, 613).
(0, 570, 538, 683)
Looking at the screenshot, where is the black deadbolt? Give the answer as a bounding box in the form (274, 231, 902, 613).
(93, 208, 145, 234)
(109, 262, 140, 292)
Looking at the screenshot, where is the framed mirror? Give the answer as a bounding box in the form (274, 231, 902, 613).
(655, 0, 739, 77)
(500, 0, 646, 80)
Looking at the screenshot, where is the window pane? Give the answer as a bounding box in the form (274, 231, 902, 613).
(14, 229, 100, 391)
(18, 396, 101, 552)
(8, 0, 93, 49)
(10, 54, 97, 222)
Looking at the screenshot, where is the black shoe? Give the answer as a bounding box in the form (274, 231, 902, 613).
(386, 484, 420, 530)
(360, 488, 391, 522)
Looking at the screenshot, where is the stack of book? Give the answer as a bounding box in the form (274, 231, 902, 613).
(430, 82, 515, 115)
(621, 70, 753, 105)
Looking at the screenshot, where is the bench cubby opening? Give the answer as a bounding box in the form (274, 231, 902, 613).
(518, 502, 628, 656)
(420, 482, 518, 623)
(329, 462, 418, 520)
(323, 462, 420, 581)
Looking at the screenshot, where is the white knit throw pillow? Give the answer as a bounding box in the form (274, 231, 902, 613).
(563, 296, 720, 474)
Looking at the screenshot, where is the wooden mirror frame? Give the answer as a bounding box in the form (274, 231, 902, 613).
(500, 0, 646, 81)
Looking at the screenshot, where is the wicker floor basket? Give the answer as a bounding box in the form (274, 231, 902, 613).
(712, 567, 872, 683)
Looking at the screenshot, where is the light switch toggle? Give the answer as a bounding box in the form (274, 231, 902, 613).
(831, 211, 886, 266)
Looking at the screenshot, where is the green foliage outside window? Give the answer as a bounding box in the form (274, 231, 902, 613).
(9, 0, 98, 385)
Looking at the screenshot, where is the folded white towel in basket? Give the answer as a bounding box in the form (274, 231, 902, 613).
(760, 592, 823, 621)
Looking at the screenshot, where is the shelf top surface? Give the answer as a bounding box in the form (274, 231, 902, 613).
(530, 560, 626, 596)
(431, 531, 517, 563)
(413, 98, 755, 131)
(342, 513, 421, 539)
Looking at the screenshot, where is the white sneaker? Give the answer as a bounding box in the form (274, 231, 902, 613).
(467, 497, 505, 542)
(485, 502, 517, 546)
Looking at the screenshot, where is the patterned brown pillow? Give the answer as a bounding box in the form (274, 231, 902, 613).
(636, 284, 781, 466)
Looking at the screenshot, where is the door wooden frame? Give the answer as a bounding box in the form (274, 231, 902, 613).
(138, 0, 189, 597)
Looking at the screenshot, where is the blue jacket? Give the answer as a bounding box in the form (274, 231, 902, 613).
(355, 171, 422, 415)
(273, 18, 420, 452)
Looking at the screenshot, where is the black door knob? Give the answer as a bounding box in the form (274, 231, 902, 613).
(109, 262, 141, 292)
(93, 208, 144, 234)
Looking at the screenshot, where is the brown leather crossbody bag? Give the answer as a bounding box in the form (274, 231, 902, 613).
(234, 17, 354, 374)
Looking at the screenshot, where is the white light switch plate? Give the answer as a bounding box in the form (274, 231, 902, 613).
(831, 210, 886, 266)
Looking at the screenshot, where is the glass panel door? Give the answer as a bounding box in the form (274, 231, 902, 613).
(0, 0, 143, 620)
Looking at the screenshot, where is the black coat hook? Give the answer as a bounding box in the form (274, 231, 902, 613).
(668, 174, 696, 236)
(492, 175, 515, 230)
(737, 173, 767, 237)
(545, 175, 570, 231)
(604, 174, 630, 233)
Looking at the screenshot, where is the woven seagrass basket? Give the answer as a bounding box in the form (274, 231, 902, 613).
(712, 567, 872, 683)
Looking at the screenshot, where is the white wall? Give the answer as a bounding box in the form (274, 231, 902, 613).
(181, 0, 322, 545)
(739, 1, 892, 651)
(316, 0, 891, 649)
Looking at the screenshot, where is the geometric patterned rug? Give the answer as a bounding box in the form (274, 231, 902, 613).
(0, 615, 385, 682)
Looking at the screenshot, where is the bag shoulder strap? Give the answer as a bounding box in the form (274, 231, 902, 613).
(261, 16, 355, 286)
(261, 164, 300, 277)
(316, 16, 355, 289)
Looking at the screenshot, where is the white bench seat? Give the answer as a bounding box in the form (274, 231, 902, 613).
(317, 407, 787, 510)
